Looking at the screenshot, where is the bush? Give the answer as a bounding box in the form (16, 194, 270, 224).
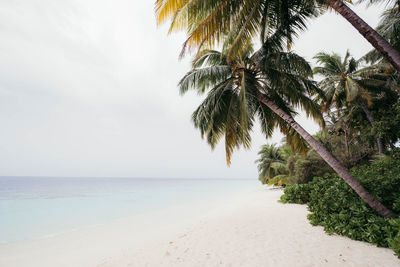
(280, 158, 400, 258)
(279, 183, 312, 204)
(293, 151, 334, 184)
(390, 147, 400, 160)
(388, 220, 400, 258)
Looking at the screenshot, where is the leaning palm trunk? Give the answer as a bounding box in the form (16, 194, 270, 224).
(257, 93, 396, 218)
(359, 102, 384, 153)
(324, 0, 400, 72)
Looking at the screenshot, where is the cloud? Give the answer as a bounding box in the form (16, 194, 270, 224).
(0, 1, 385, 178)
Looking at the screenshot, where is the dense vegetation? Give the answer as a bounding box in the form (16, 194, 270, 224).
(156, 0, 400, 259)
(255, 98, 400, 187)
(280, 158, 400, 258)
(255, 47, 400, 256)
(256, 144, 333, 186)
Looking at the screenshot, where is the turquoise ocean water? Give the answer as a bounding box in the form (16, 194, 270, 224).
(0, 177, 256, 244)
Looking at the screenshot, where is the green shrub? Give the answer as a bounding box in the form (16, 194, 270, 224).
(280, 158, 400, 258)
(390, 147, 400, 160)
(388, 220, 400, 258)
(279, 183, 312, 204)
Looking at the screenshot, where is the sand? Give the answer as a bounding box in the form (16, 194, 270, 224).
(1, 187, 399, 267)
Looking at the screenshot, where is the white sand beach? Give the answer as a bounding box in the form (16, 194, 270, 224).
(1, 188, 399, 267)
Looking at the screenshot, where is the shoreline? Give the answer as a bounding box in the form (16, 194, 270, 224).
(1, 187, 399, 267)
(0, 186, 258, 267)
(0, 178, 257, 245)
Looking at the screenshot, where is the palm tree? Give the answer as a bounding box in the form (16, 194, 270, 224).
(256, 145, 303, 186)
(322, 0, 400, 71)
(255, 144, 287, 185)
(363, 1, 400, 64)
(157, 0, 318, 60)
(376, 2, 400, 52)
(155, 0, 400, 71)
(324, 108, 374, 167)
(179, 43, 316, 165)
(178, 29, 395, 217)
(313, 50, 394, 153)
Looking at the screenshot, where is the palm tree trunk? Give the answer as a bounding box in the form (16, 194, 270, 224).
(359, 102, 384, 153)
(324, 0, 400, 72)
(257, 93, 396, 218)
(343, 127, 351, 167)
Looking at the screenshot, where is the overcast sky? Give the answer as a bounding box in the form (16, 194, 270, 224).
(0, 1, 386, 178)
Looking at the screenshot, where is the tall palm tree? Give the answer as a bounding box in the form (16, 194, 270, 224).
(324, 108, 374, 167)
(313, 50, 394, 153)
(157, 0, 318, 60)
(155, 0, 400, 71)
(375, 2, 400, 52)
(363, 1, 400, 63)
(179, 43, 315, 165)
(322, 0, 400, 71)
(178, 30, 395, 217)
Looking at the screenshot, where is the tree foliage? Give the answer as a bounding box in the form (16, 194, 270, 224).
(362, 0, 400, 63)
(156, 0, 400, 218)
(155, 0, 323, 60)
(178, 28, 323, 164)
(255, 142, 333, 186)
